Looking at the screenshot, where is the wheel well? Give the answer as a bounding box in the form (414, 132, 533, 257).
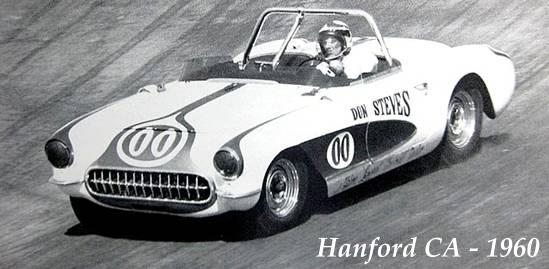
(280, 146, 328, 201)
(456, 73, 496, 119)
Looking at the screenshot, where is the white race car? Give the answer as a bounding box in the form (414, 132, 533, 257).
(45, 8, 515, 234)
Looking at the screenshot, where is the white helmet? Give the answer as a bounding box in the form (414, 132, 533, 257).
(318, 20, 352, 59)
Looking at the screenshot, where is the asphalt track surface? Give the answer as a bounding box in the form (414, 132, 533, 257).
(0, 1, 548, 268)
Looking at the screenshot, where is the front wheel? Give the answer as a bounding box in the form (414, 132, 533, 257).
(250, 156, 310, 235)
(439, 85, 483, 164)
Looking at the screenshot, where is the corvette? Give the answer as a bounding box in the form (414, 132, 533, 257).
(45, 8, 515, 234)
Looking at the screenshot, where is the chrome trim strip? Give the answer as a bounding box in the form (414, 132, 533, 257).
(325, 158, 372, 197)
(325, 140, 424, 197)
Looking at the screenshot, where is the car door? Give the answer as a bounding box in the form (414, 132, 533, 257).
(324, 63, 431, 181)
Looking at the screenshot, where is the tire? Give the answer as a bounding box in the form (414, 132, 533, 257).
(250, 156, 310, 236)
(439, 84, 483, 164)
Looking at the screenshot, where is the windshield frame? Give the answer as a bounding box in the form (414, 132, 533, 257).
(239, 8, 394, 70)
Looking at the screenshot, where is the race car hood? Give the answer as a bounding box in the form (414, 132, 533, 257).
(103, 80, 316, 133)
(53, 80, 317, 181)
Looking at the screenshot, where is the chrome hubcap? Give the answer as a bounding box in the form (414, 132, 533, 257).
(447, 90, 476, 148)
(265, 159, 299, 218)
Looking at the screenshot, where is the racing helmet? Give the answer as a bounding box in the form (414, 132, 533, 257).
(317, 20, 352, 59)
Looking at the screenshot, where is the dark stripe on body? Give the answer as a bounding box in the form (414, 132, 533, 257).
(172, 83, 245, 170)
(222, 109, 299, 164)
(96, 82, 246, 170)
(175, 83, 244, 132)
(300, 120, 417, 181)
(48, 100, 122, 153)
(129, 82, 245, 130)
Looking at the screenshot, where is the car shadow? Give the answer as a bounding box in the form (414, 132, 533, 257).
(480, 133, 510, 147)
(64, 133, 509, 242)
(65, 212, 250, 242)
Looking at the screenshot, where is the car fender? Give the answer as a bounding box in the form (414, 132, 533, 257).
(215, 99, 351, 205)
(448, 44, 515, 118)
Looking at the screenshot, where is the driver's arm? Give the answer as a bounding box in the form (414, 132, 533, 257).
(316, 57, 348, 77)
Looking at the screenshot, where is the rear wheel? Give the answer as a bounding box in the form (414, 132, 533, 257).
(251, 156, 310, 235)
(439, 84, 483, 163)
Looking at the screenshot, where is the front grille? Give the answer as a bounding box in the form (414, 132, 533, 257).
(86, 169, 212, 204)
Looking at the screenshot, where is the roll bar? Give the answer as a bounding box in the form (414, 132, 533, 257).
(239, 8, 393, 70)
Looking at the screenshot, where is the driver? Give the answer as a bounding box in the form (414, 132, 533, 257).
(316, 20, 378, 79)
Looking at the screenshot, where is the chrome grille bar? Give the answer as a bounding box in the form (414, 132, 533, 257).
(176, 174, 182, 200)
(114, 171, 120, 195)
(157, 173, 163, 198)
(185, 175, 191, 199)
(167, 174, 173, 199)
(149, 173, 154, 198)
(195, 176, 200, 200)
(86, 169, 212, 204)
(132, 171, 137, 197)
(121, 172, 125, 195)
(107, 170, 113, 195)
(100, 170, 107, 194)
(93, 170, 99, 192)
(139, 173, 145, 197)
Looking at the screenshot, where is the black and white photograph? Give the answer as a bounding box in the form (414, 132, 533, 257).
(1, 0, 547, 268)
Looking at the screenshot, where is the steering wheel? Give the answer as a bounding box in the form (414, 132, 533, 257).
(297, 55, 324, 67)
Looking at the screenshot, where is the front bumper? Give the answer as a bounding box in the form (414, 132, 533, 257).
(53, 178, 260, 217)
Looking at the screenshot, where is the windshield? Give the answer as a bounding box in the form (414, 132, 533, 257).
(179, 56, 355, 87)
(178, 9, 393, 88)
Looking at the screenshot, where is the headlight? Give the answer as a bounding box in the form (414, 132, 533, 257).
(45, 139, 73, 168)
(213, 148, 242, 180)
